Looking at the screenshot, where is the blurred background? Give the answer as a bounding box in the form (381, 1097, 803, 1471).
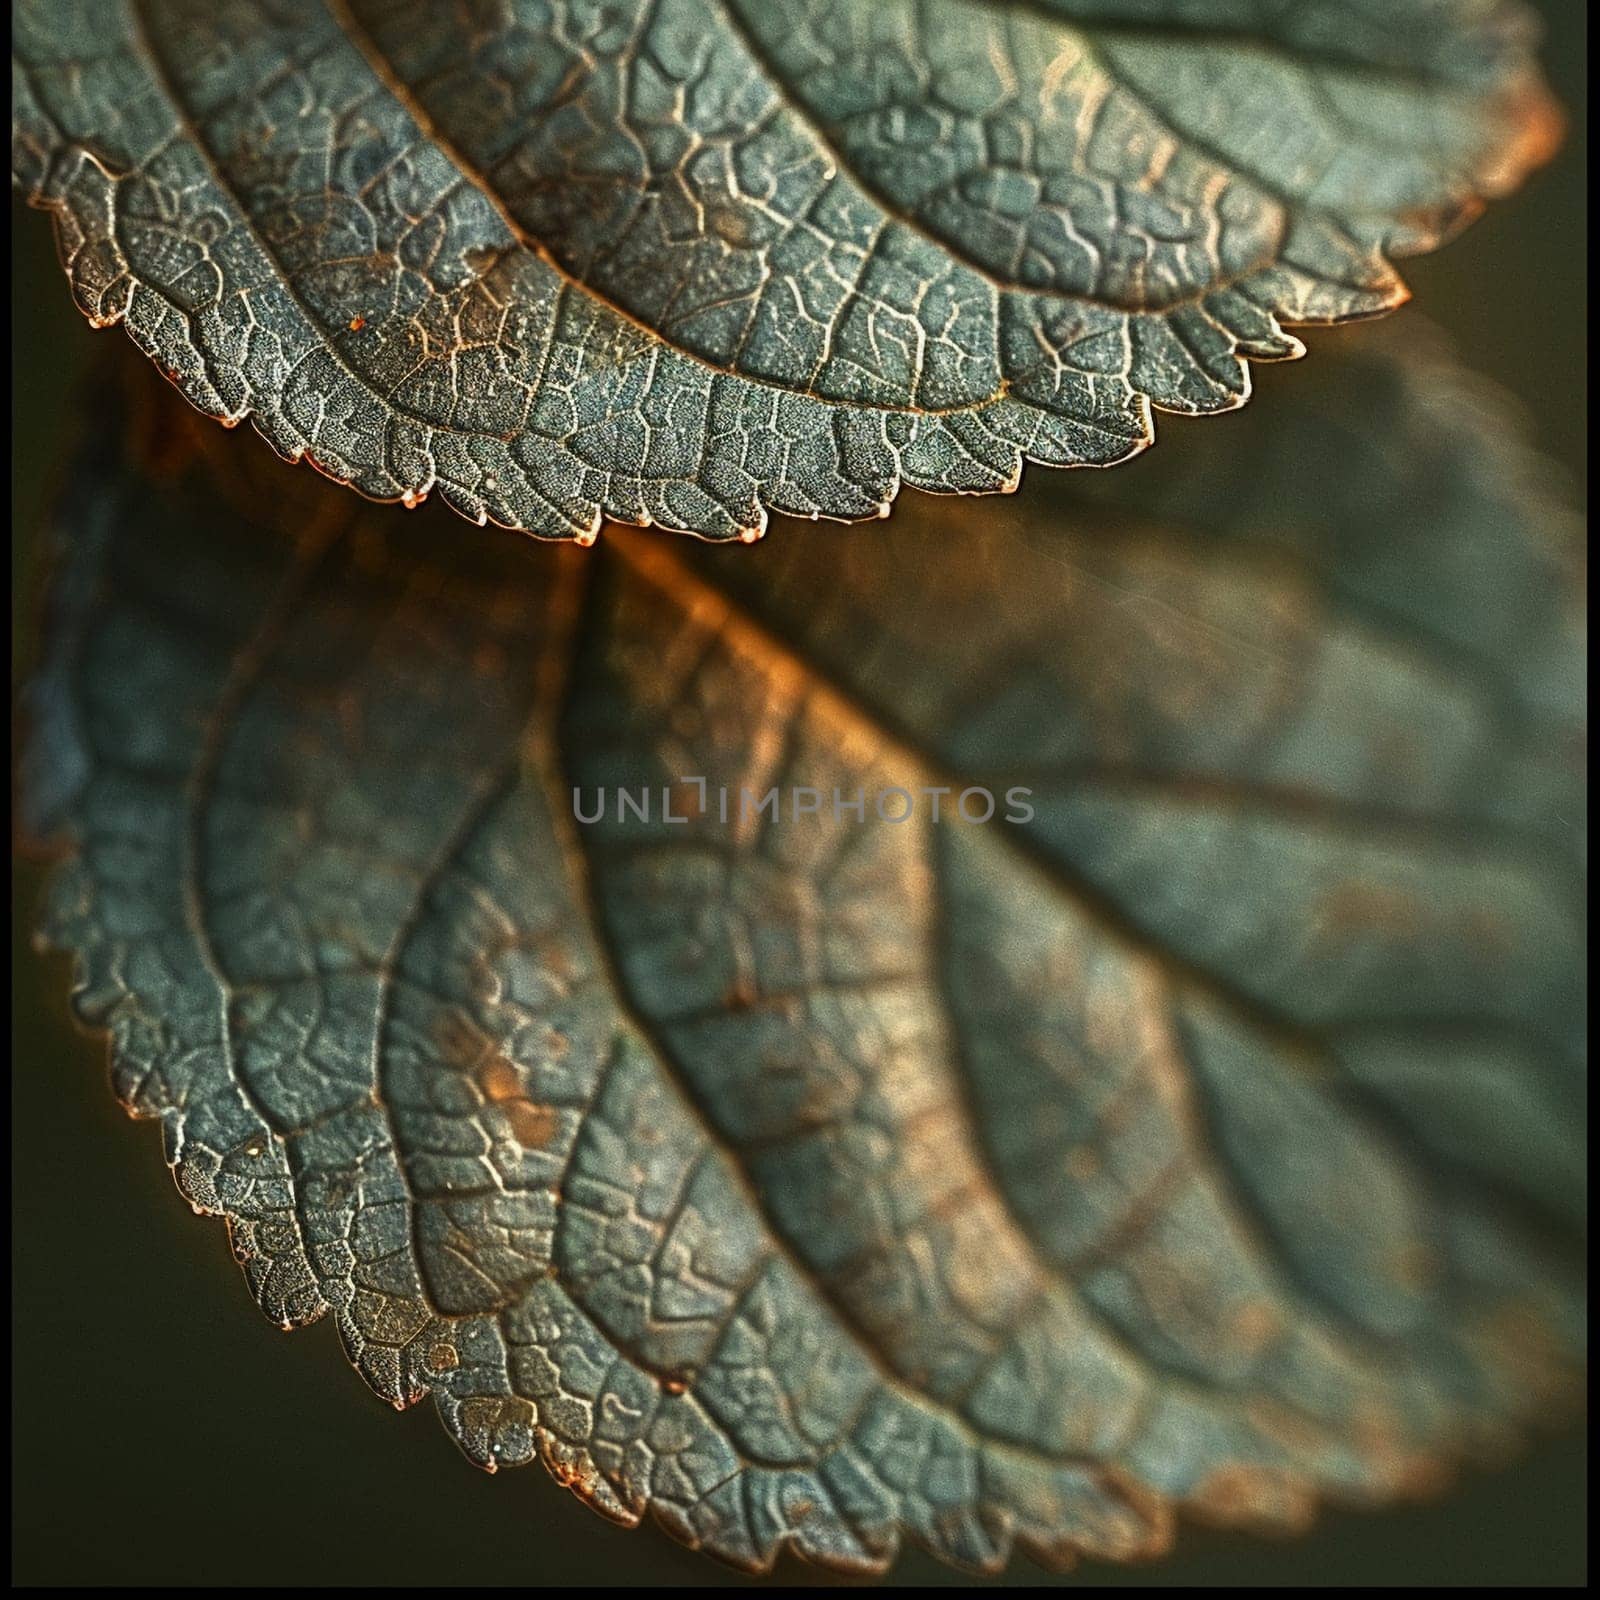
(11, 3, 1585, 1586)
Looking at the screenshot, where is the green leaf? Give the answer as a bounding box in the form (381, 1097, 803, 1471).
(22, 330, 1584, 1574)
(12, 0, 1558, 541)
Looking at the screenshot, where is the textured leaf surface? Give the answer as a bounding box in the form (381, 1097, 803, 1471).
(12, 0, 1558, 541)
(22, 332, 1585, 1574)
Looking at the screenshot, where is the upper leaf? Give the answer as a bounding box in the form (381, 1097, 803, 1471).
(22, 330, 1585, 1575)
(12, 0, 1558, 540)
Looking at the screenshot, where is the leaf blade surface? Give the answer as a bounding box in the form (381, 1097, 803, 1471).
(22, 332, 1585, 1573)
(11, 0, 1559, 539)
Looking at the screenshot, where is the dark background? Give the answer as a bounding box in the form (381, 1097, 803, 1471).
(11, 5, 1586, 1586)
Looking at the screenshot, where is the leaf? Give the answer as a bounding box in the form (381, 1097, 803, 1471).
(11, 0, 1559, 543)
(21, 329, 1584, 1576)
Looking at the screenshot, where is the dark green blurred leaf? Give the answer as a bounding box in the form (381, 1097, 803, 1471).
(21, 332, 1584, 1575)
(11, 0, 1558, 540)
